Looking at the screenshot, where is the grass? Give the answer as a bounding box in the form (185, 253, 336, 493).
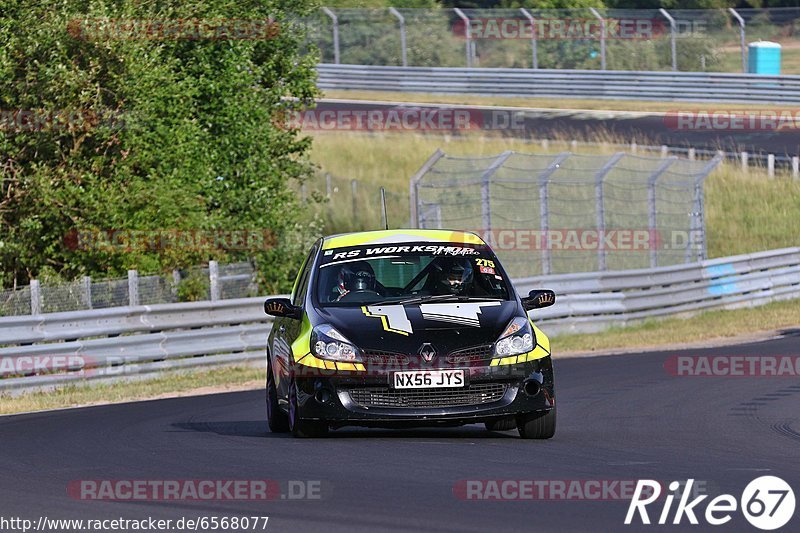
(0, 365, 263, 416)
(322, 89, 799, 113)
(552, 297, 800, 354)
(308, 131, 800, 258)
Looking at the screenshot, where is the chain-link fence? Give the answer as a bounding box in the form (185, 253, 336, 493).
(305, 7, 800, 73)
(411, 150, 722, 278)
(297, 172, 406, 234)
(0, 261, 258, 317)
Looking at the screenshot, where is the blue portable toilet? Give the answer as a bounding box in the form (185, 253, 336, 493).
(748, 41, 781, 75)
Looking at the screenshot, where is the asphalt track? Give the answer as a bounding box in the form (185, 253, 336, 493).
(315, 99, 800, 157)
(1, 330, 799, 532)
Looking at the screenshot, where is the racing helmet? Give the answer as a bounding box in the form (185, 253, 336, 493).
(337, 261, 377, 296)
(439, 258, 474, 295)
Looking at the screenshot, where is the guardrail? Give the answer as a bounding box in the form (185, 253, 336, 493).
(317, 64, 800, 105)
(1, 247, 798, 392)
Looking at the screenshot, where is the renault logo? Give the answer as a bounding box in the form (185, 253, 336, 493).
(419, 343, 437, 362)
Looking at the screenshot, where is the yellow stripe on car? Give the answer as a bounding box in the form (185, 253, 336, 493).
(322, 229, 485, 250)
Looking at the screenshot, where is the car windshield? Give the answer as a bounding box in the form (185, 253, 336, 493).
(315, 241, 512, 307)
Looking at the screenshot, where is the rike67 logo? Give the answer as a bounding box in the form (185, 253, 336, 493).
(626, 477, 795, 530)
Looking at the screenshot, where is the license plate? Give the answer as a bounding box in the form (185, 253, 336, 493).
(392, 370, 465, 389)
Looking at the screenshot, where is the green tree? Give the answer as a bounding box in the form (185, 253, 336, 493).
(0, 0, 321, 293)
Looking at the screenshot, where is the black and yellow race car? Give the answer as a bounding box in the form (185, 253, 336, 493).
(264, 229, 556, 438)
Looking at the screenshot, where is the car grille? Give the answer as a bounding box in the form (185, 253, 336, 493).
(362, 350, 410, 366)
(446, 344, 494, 364)
(345, 383, 507, 409)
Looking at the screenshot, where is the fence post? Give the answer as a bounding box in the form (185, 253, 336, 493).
(172, 269, 181, 301)
(30, 279, 41, 315)
(83, 275, 92, 309)
(589, 8, 606, 70)
(659, 9, 677, 71)
(300, 182, 307, 202)
(520, 8, 537, 69)
(689, 154, 724, 263)
(768, 154, 775, 178)
(454, 8, 472, 68)
(350, 179, 358, 223)
(728, 8, 747, 73)
(630, 141, 637, 154)
(660, 145, 669, 157)
(594, 153, 626, 271)
(537, 152, 571, 276)
(479, 151, 514, 235)
(389, 7, 407, 67)
(688, 148, 696, 161)
(325, 173, 332, 198)
(321, 7, 340, 64)
(646, 157, 678, 268)
(209, 261, 220, 301)
(128, 269, 139, 307)
(792, 156, 799, 180)
(409, 149, 445, 228)
(741, 151, 748, 173)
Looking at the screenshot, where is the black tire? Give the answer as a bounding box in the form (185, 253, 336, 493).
(517, 407, 556, 439)
(484, 417, 517, 432)
(288, 376, 328, 438)
(266, 359, 289, 433)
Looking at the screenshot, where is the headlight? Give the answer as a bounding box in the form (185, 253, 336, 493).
(493, 317, 534, 357)
(311, 324, 362, 362)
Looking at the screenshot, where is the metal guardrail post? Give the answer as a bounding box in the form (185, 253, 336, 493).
(728, 8, 747, 74)
(409, 149, 445, 228)
(594, 153, 626, 271)
(454, 8, 472, 68)
(589, 8, 606, 70)
(520, 8, 537, 69)
(128, 270, 139, 307)
(83, 276, 92, 309)
(646, 157, 678, 268)
(537, 152, 571, 275)
(209, 261, 220, 301)
(30, 279, 41, 315)
(479, 151, 513, 235)
(389, 7, 407, 67)
(321, 7, 340, 65)
(659, 9, 677, 71)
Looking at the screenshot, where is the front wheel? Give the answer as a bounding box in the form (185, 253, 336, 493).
(517, 407, 556, 439)
(266, 359, 289, 433)
(288, 376, 328, 438)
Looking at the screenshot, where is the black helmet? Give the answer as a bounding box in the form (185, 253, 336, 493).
(439, 258, 474, 295)
(337, 261, 376, 297)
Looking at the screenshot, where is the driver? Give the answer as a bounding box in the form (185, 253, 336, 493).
(336, 261, 377, 301)
(436, 258, 474, 296)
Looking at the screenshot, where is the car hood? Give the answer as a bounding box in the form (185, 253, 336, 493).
(316, 300, 520, 357)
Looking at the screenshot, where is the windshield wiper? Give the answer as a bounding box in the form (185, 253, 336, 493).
(393, 294, 505, 306)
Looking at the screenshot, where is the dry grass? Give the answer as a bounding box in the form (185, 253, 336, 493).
(553, 298, 800, 354)
(0, 365, 263, 416)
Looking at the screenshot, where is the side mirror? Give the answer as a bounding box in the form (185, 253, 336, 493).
(264, 298, 302, 319)
(521, 289, 556, 311)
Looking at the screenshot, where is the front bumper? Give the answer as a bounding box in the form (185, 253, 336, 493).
(291, 356, 555, 429)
